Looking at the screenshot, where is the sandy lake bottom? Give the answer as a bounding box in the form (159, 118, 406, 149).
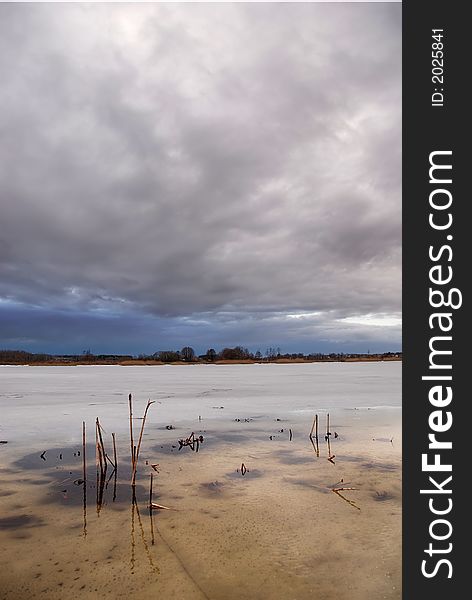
(0, 363, 401, 599)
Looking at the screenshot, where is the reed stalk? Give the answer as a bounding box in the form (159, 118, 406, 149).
(131, 399, 155, 486)
(96, 417, 107, 476)
(82, 421, 86, 483)
(129, 393, 135, 469)
(82, 421, 87, 537)
(112, 432, 118, 471)
(95, 419, 103, 475)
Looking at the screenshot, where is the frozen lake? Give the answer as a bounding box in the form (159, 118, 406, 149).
(0, 362, 402, 600)
(0, 362, 401, 453)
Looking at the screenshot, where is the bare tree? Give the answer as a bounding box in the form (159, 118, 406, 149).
(205, 348, 217, 362)
(181, 346, 195, 362)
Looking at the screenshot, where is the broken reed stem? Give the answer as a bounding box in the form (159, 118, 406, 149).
(309, 415, 316, 438)
(309, 414, 319, 440)
(129, 393, 135, 469)
(327, 413, 330, 437)
(95, 420, 103, 475)
(289, 428, 293, 441)
(112, 432, 117, 471)
(131, 400, 155, 486)
(150, 503, 173, 511)
(332, 489, 360, 511)
(309, 414, 320, 457)
(96, 418, 107, 476)
(149, 473, 153, 508)
(105, 467, 115, 488)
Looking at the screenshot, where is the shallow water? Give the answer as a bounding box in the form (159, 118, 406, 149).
(0, 363, 401, 599)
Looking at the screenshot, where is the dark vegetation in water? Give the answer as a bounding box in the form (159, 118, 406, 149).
(4, 398, 399, 558)
(12, 445, 148, 508)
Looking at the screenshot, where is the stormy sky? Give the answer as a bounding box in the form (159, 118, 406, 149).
(0, 2, 401, 356)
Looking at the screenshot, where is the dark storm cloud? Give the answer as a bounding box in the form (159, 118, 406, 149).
(0, 302, 400, 356)
(0, 2, 401, 352)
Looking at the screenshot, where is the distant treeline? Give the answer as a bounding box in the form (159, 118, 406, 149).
(0, 347, 401, 365)
(0, 349, 134, 364)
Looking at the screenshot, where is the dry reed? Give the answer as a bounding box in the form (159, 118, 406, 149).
(131, 399, 155, 486)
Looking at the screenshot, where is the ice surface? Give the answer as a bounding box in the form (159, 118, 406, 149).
(0, 362, 402, 600)
(0, 362, 400, 455)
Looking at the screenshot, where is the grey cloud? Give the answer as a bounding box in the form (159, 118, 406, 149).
(0, 2, 401, 350)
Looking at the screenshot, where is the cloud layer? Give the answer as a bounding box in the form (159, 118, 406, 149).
(0, 3, 401, 353)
